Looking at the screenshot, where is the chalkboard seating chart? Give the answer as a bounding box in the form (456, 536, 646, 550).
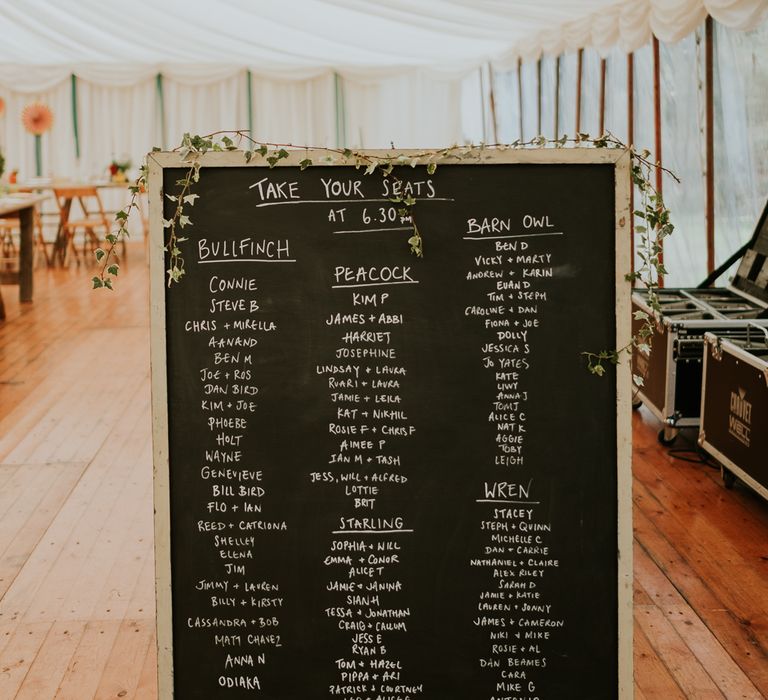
(149, 149, 633, 699)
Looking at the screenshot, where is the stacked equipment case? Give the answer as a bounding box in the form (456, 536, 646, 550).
(699, 326, 768, 499)
(632, 200, 768, 444)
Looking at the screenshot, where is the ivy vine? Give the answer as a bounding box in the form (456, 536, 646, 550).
(93, 130, 677, 381)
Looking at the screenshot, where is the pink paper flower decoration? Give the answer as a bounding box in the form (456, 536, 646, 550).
(21, 102, 54, 135)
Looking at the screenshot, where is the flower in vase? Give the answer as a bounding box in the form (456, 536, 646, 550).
(21, 102, 54, 135)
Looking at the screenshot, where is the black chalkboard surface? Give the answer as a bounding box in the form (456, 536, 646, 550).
(149, 149, 633, 699)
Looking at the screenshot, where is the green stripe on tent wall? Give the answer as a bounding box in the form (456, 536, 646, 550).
(156, 73, 167, 148)
(246, 69, 254, 138)
(71, 74, 80, 159)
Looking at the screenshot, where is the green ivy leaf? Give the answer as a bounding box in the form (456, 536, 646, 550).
(95, 248, 106, 263)
(299, 158, 313, 170)
(107, 264, 119, 276)
(92, 276, 103, 289)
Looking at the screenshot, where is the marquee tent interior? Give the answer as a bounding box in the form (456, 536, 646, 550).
(0, 0, 767, 285)
(1, 4, 768, 698)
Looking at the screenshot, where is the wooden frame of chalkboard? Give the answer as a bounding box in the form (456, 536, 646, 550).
(149, 147, 632, 699)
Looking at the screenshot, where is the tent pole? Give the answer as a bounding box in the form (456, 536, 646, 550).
(575, 48, 583, 134)
(517, 58, 524, 140)
(487, 62, 499, 144)
(554, 55, 560, 138)
(628, 52, 635, 278)
(478, 66, 488, 143)
(536, 57, 542, 136)
(599, 58, 606, 135)
(652, 36, 664, 286)
(705, 16, 715, 274)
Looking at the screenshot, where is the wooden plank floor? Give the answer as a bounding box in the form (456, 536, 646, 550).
(1, 247, 767, 698)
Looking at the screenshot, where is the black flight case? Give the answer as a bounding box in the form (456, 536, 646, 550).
(631, 198, 768, 444)
(699, 325, 768, 499)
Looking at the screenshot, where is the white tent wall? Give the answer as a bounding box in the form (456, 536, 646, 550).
(558, 53, 579, 138)
(76, 77, 159, 235)
(250, 72, 336, 147)
(459, 69, 485, 145)
(714, 20, 768, 276)
(342, 70, 463, 149)
(520, 61, 538, 141)
(488, 12, 767, 288)
(77, 78, 158, 178)
(162, 73, 249, 149)
(0, 80, 72, 179)
(540, 56, 557, 140)
(659, 29, 708, 287)
(604, 48, 629, 144)
(486, 69, 520, 144)
(460, 65, 498, 145)
(580, 48, 602, 136)
(630, 44, 656, 278)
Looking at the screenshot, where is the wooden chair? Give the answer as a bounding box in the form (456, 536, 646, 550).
(53, 186, 113, 266)
(0, 216, 18, 278)
(0, 202, 49, 272)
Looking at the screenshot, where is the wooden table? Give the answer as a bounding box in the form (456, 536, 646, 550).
(0, 193, 49, 319)
(15, 180, 132, 266)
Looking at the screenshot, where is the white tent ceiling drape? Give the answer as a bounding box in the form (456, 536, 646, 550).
(0, 0, 763, 185)
(0, 0, 765, 91)
(504, 0, 768, 62)
(0, 0, 766, 284)
(0, 0, 765, 169)
(0, 0, 616, 88)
